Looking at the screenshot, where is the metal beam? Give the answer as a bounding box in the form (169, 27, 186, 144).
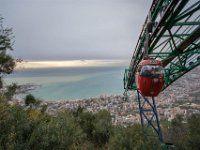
(163, 26, 200, 67)
(174, 22, 200, 26)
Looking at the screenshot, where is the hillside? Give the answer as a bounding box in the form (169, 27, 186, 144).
(1, 96, 200, 150)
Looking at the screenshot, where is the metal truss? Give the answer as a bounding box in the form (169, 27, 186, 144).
(136, 90, 175, 149)
(136, 90, 163, 143)
(124, 0, 200, 93)
(124, 0, 200, 148)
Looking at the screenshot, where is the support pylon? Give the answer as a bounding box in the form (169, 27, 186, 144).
(136, 90, 163, 143)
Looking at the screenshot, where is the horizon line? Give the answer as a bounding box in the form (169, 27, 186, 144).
(16, 59, 129, 69)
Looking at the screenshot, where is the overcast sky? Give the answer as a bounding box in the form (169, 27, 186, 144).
(1, 0, 152, 61)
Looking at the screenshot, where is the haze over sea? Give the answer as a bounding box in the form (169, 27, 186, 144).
(5, 60, 127, 101)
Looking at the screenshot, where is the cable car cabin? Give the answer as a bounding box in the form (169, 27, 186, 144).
(135, 59, 164, 97)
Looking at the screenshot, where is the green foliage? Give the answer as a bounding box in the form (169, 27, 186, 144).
(0, 16, 16, 102)
(28, 111, 83, 150)
(162, 114, 200, 150)
(0, 17, 15, 82)
(4, 83, 18, 100)
(25, 94, 36, 106)
(1, 97, 200, 150)
(171, 115, 188, 145)
(75, 109, 95, 141)
(109, 125, 142, 150)
(72, 108, 112, 148)
(0, 98, 33, 149)
(109, 125, 161, 150)
(0, 53, 15, 75)
(185, 114, 200, 150)
(92, 110, 112, 147)
(25, 94, 41, 107)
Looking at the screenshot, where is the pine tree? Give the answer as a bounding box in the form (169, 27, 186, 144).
(0, 16, 15, 89)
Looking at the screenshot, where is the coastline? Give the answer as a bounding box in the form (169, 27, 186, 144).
(9, 66, 200, 126)
(13, 94, 139, 126)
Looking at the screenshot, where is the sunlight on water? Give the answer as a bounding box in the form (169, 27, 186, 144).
(5, 74, 91, 85)
(5, 67, 125, 100)
(16, 59, 129, 69)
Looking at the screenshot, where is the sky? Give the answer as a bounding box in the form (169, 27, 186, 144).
(16, 59, 129, 69)
(1, 0, 152, 61)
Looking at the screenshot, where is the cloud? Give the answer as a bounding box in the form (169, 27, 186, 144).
(16, 59, 129, 69)
(1, 0, 151, 60)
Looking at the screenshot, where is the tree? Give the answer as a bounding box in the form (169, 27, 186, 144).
(25, 94, 41, 107)
(0, 98, 34, 149)
(165, 114, 200, 150)
(185, 114, 200, 150)
(4, 83, 18, 100)
(0, 16, 16, 89)
(108, 125, 160, 150)
(92, 110, 112, 147)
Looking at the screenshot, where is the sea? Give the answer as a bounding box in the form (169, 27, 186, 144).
(5, 66, 125, 101)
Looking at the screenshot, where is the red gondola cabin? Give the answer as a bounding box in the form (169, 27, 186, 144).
(135, 59, 165, 97)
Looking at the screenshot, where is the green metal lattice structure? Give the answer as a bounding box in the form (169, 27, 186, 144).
(124, 0, 200, 94)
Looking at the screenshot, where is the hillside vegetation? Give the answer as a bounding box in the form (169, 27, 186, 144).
(0, 96, 200, 150)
